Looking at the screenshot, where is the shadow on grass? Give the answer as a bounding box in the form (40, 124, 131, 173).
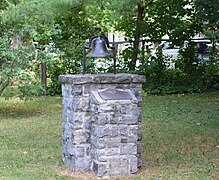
(0, 96, 62, 119)
(0, 108, 42, 119)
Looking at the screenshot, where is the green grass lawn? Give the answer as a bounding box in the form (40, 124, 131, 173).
(0, 92, 218, 179)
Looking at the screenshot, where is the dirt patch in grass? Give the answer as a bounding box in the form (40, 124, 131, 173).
(0, 122, 5, 130)
(53, 164, 96, 180)
(53, 164, 148, 180)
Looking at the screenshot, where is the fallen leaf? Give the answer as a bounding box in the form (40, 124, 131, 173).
(23, 151, 28, 155)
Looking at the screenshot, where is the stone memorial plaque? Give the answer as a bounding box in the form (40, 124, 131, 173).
(98, 89, 133, 100)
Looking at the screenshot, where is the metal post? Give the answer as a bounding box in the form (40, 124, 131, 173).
(83, 46, 86, 74)
(113, 48, 116, 74)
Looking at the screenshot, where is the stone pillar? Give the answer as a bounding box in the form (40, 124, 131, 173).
(59, 74, 145, 176)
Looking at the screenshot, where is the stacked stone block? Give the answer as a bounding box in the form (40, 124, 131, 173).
(90, 90, 140, 176)
(61, 84, 91, 171)
(59, 74, 145, 177)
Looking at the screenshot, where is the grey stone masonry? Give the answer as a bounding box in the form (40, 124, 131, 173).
(59, 73, 145, 177)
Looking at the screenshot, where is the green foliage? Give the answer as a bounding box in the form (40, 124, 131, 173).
(0, 0, 91, 97)
(18, 70, 42, 100)
(0, 0, 8, 11)
(110, 0, 198, 44)
(177, 42, 219, 91)
(149, 0, 198, 41)
(136, 43, 219, 95)
(99, 0, 200, 70)
(2, 0, 86, 28)
(46, 56, 81, 95)
(177, 42, 199, 75)
(138, 49, 185, 94)
(0, 33, 42, 98)
(0, 0, 218, 96)
(194, 0, 219, 57)
(46, 4, 92, 95)
(118, 47, 137, 73)
(195, 0, 219, 28)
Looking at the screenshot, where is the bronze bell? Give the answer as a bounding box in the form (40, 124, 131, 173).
(87, 36, 112, 58)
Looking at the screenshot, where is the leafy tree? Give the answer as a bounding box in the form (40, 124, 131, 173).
(194, 0, 219, 55)
(1, 0, 218, 97)
(47, 3, 93, 95)
(100, 0, 200, 70)
(195, 0, 219, 30)
(0, 33, 40, 97)
(0, 0, 90, 96)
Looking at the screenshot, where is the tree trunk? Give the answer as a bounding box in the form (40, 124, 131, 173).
(130, 1, 145, 71)
(0, 82, 9, 96)
(41, 63, 47, 96)
(0, 62, 14, 96)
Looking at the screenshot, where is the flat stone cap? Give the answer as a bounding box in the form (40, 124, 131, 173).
(59, 73, 146, 85)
